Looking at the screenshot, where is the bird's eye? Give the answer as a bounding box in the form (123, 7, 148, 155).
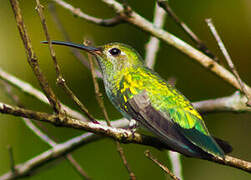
(109, 48, 121, 56)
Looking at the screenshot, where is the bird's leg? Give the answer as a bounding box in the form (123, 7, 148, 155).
(129, 119, 139, 138)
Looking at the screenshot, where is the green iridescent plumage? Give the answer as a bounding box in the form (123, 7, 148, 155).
(46, 41, 232, 159)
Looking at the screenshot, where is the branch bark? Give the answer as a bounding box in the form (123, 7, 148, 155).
(52, 0, 124, 26)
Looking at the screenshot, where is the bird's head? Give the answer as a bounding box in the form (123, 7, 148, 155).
(42, 41, 144, 76)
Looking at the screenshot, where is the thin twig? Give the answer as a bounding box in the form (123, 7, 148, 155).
(9, 0, 62, 114)
(115, 142, 136, 180)
(52, 0, 124, 26)
(85, 40, 136, 179)
(66, 154, 91, 180)
(157, 0, 218, 62)
(23, 118, 57, 146)
(145, 3, 166, 68)
(206, 18, 251, 106)
(145, 150, 180, 180)
(35, 0, 98, 124)
(85, 40, 111, 126)
(101, 0, 251, 95)
(35, 0, 61, 79)
(48, 3, 102, 78)
(7, 146, 16, 174)
(57, 79, 99, 123)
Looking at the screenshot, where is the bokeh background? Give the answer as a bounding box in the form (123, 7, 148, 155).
(0, 0, 251, 179)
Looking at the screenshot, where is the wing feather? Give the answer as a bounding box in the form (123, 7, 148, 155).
(126, 90, 225, 158)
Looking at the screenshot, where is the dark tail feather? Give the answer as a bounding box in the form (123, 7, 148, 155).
(213, 137, 233, 154)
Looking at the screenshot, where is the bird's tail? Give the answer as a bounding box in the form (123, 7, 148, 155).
(213, 137, 233, 154)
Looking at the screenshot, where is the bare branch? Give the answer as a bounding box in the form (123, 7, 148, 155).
(0, 102, 169, 149)
(10, 0, 62, 113)
(145, 3, 166, 68)
(115, 142, 136, 180)
(7, 146, 16, 175)
(57, 77, 99, 123)
(23, 119, 57, 146)
(157, 0, 218, 62)
(101, 0, 251, 94)
(35, 0, 61, 79)
(145, 150, 180, 180)
(52, 0, 124, 26)
(193, 91, 251, 113)
(66, 155, 91, 180)
(206, 18, 251, 106)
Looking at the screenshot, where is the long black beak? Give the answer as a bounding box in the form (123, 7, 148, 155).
(41, 40, 102, 55)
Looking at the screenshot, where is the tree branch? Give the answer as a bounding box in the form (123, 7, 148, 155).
(145, 150, 180, 180)
(0, 102, 167, 149)
(145, 3, 166, 68)
(52, 0, 124, 26)
(193, 91, 251, 113)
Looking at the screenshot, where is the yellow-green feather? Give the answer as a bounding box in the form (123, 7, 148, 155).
(113, 66, 208, 135)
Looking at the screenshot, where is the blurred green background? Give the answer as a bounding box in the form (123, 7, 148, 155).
(0, 0, 251, 179)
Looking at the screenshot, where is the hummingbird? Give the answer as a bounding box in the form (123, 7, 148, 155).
(43, 40, 232, 159)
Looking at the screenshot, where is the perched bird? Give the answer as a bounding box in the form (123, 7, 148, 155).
(43, 41, 232, 159)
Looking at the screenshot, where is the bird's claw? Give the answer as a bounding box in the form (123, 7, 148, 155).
(129, 119, 139, 138)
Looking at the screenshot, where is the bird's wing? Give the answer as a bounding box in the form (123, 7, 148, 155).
(169, 107, 224, 158)
(126, 90, 224, 158)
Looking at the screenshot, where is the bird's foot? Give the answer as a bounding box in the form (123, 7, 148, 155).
(129, 119, 139, 138)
